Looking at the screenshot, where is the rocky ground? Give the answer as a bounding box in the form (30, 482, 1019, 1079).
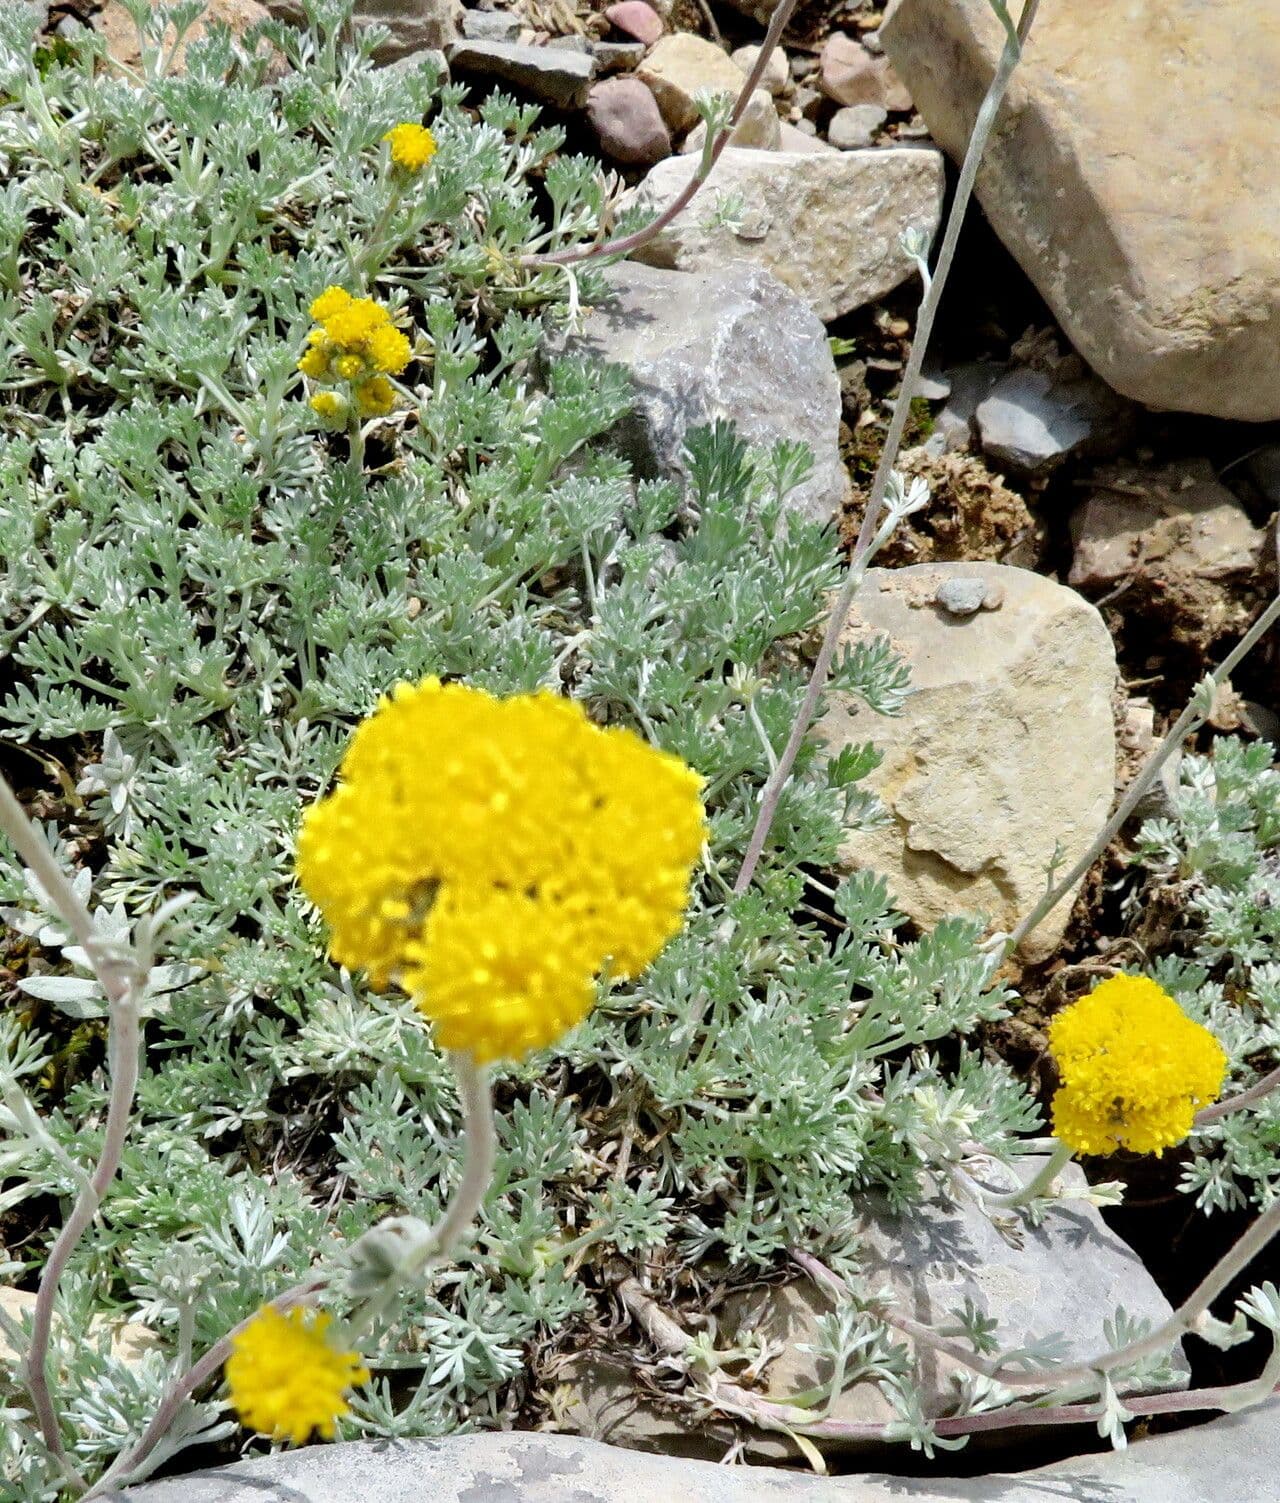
(30, 0, 1280, 1475)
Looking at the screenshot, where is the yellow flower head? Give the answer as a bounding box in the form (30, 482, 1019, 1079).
(384, 122, 438, 172)
(296, 681, 706, 1063)
(365, 323, 411, 376)
(300, 288, 412, 392)
(354, 375, 396, 417)
(1048, 975, 1227, 1157)
(225, 1307, 369, 1446)
(309, 391, 348, 429)
(298, 345, 330, 380)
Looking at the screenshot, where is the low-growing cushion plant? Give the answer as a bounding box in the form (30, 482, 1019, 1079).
(4, 0, 1280, 1496)
(0, 4, 1041, 1490)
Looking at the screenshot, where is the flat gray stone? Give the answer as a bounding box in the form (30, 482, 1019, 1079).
(460, 7, 522, 41)
(119, 1409, 1280, 1501)
(975, 367, 1132, 478)
(446, 39, 595, 108)
(544, 262, 844, 523)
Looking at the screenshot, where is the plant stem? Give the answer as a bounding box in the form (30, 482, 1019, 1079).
(733, 0, 1040, 896)
(0, 775, 143, 1465)
(88, 1055, 494, 1496)
(1196, 1062, 1280, 1126)
(983, 1139, 1074, 1210)
(524, 0, 801, 270)
(1005, 590, 1280, 957)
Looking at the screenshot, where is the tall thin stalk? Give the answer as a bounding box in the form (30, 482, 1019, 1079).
(734, 0, 1042, 895)
(0, 777, 144, 1465)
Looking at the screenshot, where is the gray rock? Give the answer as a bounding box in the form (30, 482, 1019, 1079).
(777, 120, 835, 154)
(460, 7, 522, 41)
(975, 366, 1132, 477)
(543, 262, 844, 524)
(591, 40, 646, 75)
(622, 146, 945, 323)
(933, 575, 988, 616)
(827, 103, 887, 149)
(349, 0, 462, 62)
(587, 77, 672, 167)
(731, 42, 790, 97)
(446, 39, 594, 108)
(722, 1158, 1186, 1458)
(816, 563, 1116, 962)
(119, 1399, 1280, 1502)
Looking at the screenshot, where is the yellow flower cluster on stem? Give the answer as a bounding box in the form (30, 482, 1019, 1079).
(296, 680, 706, 1063)
(299, 286, 411, 423)
(1048, 974, 1227, 1157)
(383, 122, 437, 172)
(225, 1307, 368, 1446)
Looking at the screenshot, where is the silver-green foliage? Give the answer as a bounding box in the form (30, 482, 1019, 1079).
(0, 1, 1037, 1491)
(1133, 738, 1280, 1212)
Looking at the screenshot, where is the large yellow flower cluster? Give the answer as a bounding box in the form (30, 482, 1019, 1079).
(298, 287, 411, 420)
(225, 1307, 368, 1446)
(1048, 974, 1227, 1157)
(296, 680, 706, 1063)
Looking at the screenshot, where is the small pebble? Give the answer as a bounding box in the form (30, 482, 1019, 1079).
(592, 39, 646, 74)
(604, 0, 664, 46)
(935, 577, 989, 617)
(731, 43, 789, 97)
(828, 102, 886, 149)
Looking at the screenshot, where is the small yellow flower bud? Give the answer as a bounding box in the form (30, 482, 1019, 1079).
(383, 122, 437, 172)
(309, 391, 348, 429)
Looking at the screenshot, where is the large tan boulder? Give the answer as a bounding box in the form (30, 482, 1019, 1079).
(817, 563, 1116, 962)
(881, 0, 1280, 421)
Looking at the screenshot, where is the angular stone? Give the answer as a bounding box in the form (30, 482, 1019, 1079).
(592, 40, 647, 75)
(622, 146, 945, 322)
(1070, 463, 1267, 592)
(724, 1158, 1186, 1456)
(604, 0, 664, 45)
(350, 0, 461, 62)
(817, 562, 1116, 962)
(636, 33, 747, 134)
(827, 103, 886, 150)
(118, 1414, 1280, 1502)
(975, 366, 1133, 477)
(460, 7, 522, 41)
(882, 0, 1280, 421)
(820, 32, 911, 111)
(778, 120, 836, 155)
(731, 42, 789, 97)
(587, 77, 671, 167)
(446, 39, 594, 108)
(681, 88, 779, 155)
(542, 262, 844, 524)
